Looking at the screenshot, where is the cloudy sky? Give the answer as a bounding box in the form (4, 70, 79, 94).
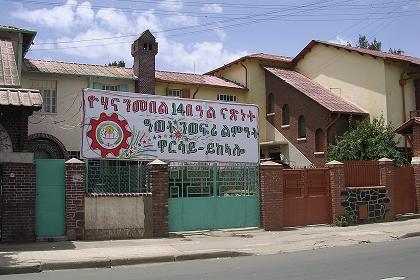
(2, 0, 420, 73)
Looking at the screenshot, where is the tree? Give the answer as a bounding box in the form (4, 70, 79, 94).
(107, 60, 126, 67)
(355, 34, 381, 51)
(327, 117, 407, 166)
(389, 48, 405, 55)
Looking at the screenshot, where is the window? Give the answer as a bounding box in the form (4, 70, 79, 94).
(167, 89, 181, 97)
(282, 104, 290, 125)
(298, 115, 306, 138)
(93, 83, 128, 92)
(267, 93, 275, 114)
(315, 128, 325, 152)
(102, 85, 119, 91)
(31, 80, 57, 113)
(217, 94, 237, 102)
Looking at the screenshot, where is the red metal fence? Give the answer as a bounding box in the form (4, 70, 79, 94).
(344, 161, 380, 187)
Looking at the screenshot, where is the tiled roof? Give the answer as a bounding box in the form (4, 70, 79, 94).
(395, 117, 420, 135)
(0, 25, 37, 55)
(293, 40, 420, 67)
(23, 59, 137, 80)
(0, 88, 42, 107)
(155, 70, 247, 90)
(264, 67, 367, 115)
(206, 53, 292, 74)
(0, 39, 20, 87)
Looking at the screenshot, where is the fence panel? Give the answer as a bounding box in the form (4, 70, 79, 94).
(394, 165, 416, 214)
(86, 160, 149, 193)
(344, 161, 380, 187)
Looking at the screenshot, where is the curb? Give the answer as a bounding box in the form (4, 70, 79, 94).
(0, 251, 253, 275)
(398, 231, 420, 239)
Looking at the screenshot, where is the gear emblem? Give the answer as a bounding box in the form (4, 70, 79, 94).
(87, 113, 132, 157)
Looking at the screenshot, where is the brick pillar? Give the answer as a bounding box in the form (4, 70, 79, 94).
(0, 163, 36, 242)
(412, 157, 420, 213)
(326, 160, 345, 221)
(148, 159, 169, 237)
(65, 158, 85, 240)
(260, 161, 283, 231)
(412, 124, 420, 157)
(378, 158, 395, 222)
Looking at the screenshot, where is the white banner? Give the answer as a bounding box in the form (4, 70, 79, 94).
(81, 89, 259, 163)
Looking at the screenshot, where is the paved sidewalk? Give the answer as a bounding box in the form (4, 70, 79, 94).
(1, 219, 420, 275)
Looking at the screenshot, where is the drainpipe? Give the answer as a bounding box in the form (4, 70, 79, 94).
(400, 70, 410, 154)
(240, 62, 248, 88)
(192, 86, 200, 99)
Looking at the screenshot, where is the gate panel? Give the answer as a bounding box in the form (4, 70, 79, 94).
(394, 166, 416, 214)
(283, 168, 331, 227)
(168, 163, 259, 232)
(35, 159, 65, 237)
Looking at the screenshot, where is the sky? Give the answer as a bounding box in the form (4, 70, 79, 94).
(1, 0, 420, 74)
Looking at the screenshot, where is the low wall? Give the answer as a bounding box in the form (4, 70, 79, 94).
(84, 194, 152, 240)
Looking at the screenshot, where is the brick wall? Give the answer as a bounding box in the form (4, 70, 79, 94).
(148, 160, 169, 237)
(65, 161, 85, 240)
(0, 108, 30, 152)
(265, 72, 331, 167)
(260, 162, 283, 230)
(327, 161, 346, 221)
(413, 163, 420, 213)
(1, 163, 36, 242)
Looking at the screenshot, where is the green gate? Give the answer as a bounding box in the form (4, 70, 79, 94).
(168, 163, 260, 232)
(35, 159, 65, 237)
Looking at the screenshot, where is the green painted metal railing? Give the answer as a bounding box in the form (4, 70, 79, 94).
(169, 162, 259, 198)
(86, 160, 149, 193)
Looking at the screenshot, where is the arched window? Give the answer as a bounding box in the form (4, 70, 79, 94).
(315, 128, 325, 152)
(282, 104, 290, 125)
(267, 93, 275, 114)
(298, 115, 306, 138)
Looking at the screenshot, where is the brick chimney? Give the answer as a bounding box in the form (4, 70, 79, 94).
(131, 30, 158, 95)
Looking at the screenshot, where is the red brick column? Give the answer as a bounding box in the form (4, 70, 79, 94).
(326, 160, 345, 221)
(65, 158, 85, 240)
(0, 163, 36, 242)
(411, 158, 420, 213)
(148, 159, 169, 237)
(260, 161, 283, 231)
(378, 158, 395, 222)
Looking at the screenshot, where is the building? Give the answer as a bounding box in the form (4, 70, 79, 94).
(3, 24, 420, 167)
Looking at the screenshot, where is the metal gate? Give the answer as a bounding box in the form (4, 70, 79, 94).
(394, 166, 416, 214)
(35, 159, 65, 237)
(283, 168, 331, 227)
(168, 163, 260, 232)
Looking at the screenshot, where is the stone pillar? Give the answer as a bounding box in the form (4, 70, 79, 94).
(260, 161, 283, 231)
(326, 160, 345, 221)
(412, 157, 420, 213)
(65, 158, 86, 240)
(378, 158, 395, 222)
(148, 159, 169, 237)
(0, 163, 36, 242)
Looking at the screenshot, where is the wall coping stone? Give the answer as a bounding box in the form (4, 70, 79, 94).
(65, 158, 84, 164)
(326, 160, 343, 166)
(260, 160, 281, 166)
(148, 159, 167, 165)
(411, 157, 420, 165)
(346, 186, 386, 191)
(378, 157, 393, 163)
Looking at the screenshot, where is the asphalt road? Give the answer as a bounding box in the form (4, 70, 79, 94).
(2, 237, 420, 280)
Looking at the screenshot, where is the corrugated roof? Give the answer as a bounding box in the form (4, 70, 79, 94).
(155, 70, 247, 90)
(205, 53, 292, 75)
(293, 40, 420, 67)
(23, 59, 137, 80)
(0, 88, 42, 107)
(264, 67, 367, 115)
(0, 39, 20, 87)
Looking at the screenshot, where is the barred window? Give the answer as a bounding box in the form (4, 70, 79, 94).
(217, 94, 237, 102)
(167, 89, 181, 97)
(30, 80, 57, 113)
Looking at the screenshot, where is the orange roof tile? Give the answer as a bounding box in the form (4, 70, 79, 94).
(264, 67, 367, 115)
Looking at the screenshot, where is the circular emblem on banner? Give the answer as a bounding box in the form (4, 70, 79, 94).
(87, 113, 132, 157)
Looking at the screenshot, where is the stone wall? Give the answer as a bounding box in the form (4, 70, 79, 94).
(341, 187, 390, 223)
(84, 194, 153, 240)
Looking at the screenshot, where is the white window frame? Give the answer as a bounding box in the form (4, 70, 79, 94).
(217, 94, 237, 102)
(102, 85, 120, 91)
(31, 80, 57, 113)
(167, 89, 181, 97)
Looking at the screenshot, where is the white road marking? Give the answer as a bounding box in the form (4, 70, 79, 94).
(380, 277, 406, 280)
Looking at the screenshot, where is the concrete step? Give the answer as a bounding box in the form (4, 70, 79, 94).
(395, 213, 420, 221)
(36, 236, 67, 242)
